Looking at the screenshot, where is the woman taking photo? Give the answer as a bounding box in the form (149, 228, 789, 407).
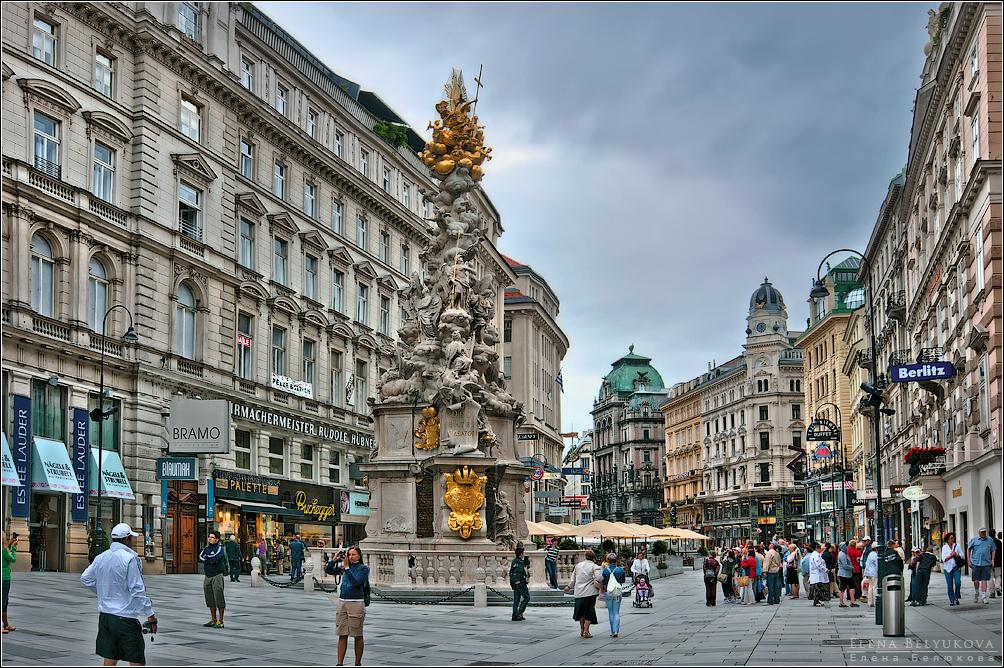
(601, 554, 626, 638)
(720, 548, 736, 603)
(2, 532, 17, 633)
(332, 546, 370, 666)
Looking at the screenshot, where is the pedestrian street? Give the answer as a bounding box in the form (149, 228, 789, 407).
(2, 570, 1000, 666)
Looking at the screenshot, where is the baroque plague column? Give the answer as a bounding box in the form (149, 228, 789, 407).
(360, 72, 530, 585)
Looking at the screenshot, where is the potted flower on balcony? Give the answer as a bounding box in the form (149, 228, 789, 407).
(904, 446, 946, 478)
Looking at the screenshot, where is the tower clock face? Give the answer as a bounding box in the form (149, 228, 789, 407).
(756, 322, 767, 333)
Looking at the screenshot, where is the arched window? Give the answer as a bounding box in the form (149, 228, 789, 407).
(30, 233, 55, 317)
(175, 283, 197, 358)
(88, 257, 109, 331)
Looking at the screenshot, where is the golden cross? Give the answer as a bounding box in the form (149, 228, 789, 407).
(471, 64, 485, 117)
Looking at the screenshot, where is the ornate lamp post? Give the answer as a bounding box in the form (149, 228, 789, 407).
(814, 401, 848, 544)
(89, 305, 138, 552)
(811, 249, 892, 625)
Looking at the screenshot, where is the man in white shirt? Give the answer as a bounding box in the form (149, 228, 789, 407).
(81, 524, 157, 666)
(808, 542, 829, 608)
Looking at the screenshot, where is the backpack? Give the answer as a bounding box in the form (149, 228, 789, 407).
(605, 568, 623, 597)
(509, 558, 527, 587)
(703, 559, 717, 579)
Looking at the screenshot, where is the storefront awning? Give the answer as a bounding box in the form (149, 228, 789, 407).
(220, 499, 304, 518)
(30, 437, 82, 494)
(2, 433, 21, 487)
(88, 448, 135, 500)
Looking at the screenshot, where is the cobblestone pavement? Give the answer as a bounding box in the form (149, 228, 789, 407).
(1, 570, 1000, 666)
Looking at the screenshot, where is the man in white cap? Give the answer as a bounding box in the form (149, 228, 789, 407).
(81, 523, 157, 666)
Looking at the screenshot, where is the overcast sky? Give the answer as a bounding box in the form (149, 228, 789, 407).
(259, 2, 933, 435)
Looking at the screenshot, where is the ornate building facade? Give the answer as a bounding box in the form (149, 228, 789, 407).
(660, 375, 704, 531)
(591, 347, 667, 526)
(1, 2, 513, 573)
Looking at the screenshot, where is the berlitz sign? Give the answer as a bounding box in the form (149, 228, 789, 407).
(890, 362, 956, 383)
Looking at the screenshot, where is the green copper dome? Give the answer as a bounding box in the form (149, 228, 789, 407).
(598, 345, 666, 398)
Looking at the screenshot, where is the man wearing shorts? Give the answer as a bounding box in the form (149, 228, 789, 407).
(198, 530, 229, 628)
(80, 523, 157, 666)
(967, 527, 996, 605)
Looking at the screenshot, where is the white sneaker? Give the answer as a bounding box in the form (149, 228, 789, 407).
(975, 592, 981, 603)
(982, 595, 990, 605)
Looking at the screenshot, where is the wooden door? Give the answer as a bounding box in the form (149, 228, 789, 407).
(179, 513, 196, 573)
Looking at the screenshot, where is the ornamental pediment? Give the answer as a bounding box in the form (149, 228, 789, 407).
(327, 246, 354, 267)
(235, 192, 268, 218)
(377, 274, 398, 292)
(267, 212, 299, 235)
(354, 260, 378, 281)
(300, 308, 329, 329)
(268, 295, 300, 316)
(82, 111, 132, 142)
(171, 153, 217, 184)
(17, 77, 81, 113)
(299, 230, 327, 250)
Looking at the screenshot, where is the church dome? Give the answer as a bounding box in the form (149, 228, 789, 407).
(749, 277, 786, 314)
(598, 345, 666, 398)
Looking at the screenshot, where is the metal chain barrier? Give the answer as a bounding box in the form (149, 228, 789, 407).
(484, 585, 573, 607)
(368, 585, 476, 605)
(312, 577, 339, 594)
(259, 572, 303, 589)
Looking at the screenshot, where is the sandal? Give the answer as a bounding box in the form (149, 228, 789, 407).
(839, 604, 848, 608)
(5, 626, 15, 632)
(583, 633, 593, 639)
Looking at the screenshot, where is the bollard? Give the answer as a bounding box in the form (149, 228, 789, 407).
(882, 574, 905, 637)
(474, 582, 487, 608)
(250, 556, 262, 588)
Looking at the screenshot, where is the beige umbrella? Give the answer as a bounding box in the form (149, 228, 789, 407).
(612, 522, 652, 538)
(675, 528, 711, 541)
(565, 519, 639, 539)
(536, 520, 574, 536)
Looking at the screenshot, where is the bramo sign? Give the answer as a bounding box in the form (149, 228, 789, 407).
(890, 362, 956, 383)
(169, 399, 231, 454)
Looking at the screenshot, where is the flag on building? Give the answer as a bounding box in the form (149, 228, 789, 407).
(555, 369, 564, 393)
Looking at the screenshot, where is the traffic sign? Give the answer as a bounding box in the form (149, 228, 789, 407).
(530, 466, 545, 481)
(561, 467, 587, 476)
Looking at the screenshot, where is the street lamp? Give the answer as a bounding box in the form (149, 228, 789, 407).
(814, 401, 848, 545)
(90, 304, 138, 551)
(812, 248, 889, 625)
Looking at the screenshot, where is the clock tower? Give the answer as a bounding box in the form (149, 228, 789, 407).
(746, 277, 789, 343)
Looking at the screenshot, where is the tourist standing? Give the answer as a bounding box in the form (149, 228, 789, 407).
(509, 545, 530, 622)
(785, 542, 801, 599)
(545, 538, 560, 589)
(198, 530, 229, 628)
(764, 543, 782, 605)
(80, 524, 157, 666)
(333, 546, 369, 667)
(800, 547, 812, 601)
(848, 540, 863, 601)
(941, 533, 963, 606)
(967, 527, 996, 605)
(739, 547, 756, 605)
(289, 534, 306, 582)
(601, 554, 626, 637)
(808, 542, 829, 607)
(257, 537, 268, 575)
(703, 550, 721, 606)
(907, 548, 921, 603)
(912, 546, 937, 606)
(720, 549, 736, 603)
(565, 550, 600, 639)
(2, 532, 17, 634)
(992, 530, 1002, 598)
(836, 543, 858, 607)
(863, 546, 880, 607)
(225, 535, 242, 583)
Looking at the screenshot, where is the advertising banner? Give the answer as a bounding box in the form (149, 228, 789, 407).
(11, 395, 31, 518)
(71, 408, 89, 523)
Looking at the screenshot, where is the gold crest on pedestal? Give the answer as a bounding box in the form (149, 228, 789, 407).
(444, 466, 486, 539)
(414, 406, 441, 450)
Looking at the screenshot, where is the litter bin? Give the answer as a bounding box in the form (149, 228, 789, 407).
(882, 574, 905, 637)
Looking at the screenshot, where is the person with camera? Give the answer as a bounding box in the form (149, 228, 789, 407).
(80, 523, 157, 666)
(2, 531, 17, 633)
(331, 545, 370, 667)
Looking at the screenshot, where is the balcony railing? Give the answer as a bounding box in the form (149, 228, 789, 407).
(177, 359, 204, 378)
(33, 156, 61, 180)
(32, 315, 71, 342)
(886, 291, 907, 321)
(889, 350, 912, 366)
(917, 347, 943, 363)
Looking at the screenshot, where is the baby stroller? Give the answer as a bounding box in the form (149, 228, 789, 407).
(632, 573, 653, 608)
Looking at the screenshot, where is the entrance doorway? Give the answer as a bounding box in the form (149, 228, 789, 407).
(29, 493, 65, 571)
(166, 480, 200, 574)
(985, 488, 995, 533)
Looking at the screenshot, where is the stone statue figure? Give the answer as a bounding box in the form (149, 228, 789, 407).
(490, 488, 517, 551)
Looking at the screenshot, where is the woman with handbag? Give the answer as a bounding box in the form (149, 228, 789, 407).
(601, 554, 626, 638)
(941, 533, 963, 606)
(739, 547, 756, 605)
(786, 543, 801, 599)
(565, 550, 601, 639)
(720, 549, 736, 603)
(703, 550, 721, 606)
(332, 546, 370, 667)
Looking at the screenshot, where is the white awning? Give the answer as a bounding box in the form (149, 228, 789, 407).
(88, 449, 135, 500)
(30, 437, 82, 494)
(2, 433, 21, 487)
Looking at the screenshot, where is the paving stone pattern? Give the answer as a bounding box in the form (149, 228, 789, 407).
(1, 571, 1000, 666)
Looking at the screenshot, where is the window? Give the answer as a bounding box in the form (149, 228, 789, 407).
(791, 404, 801, 420)
(307, 109, 318, 138)
(175, 283, 197, 358)
(974, 226, 984, 291)
(400, 244, 410, 275)
(268, 437, 285, 476)
(334, 130, 344, 158)
(233, 219, 255, 270)
(33, 112, 60, 177)
(332, 270, 344, 312)
(271, 326, 286, 376)
(275, 84, 288, 116)
(379, 295, 391, 335)
(379, 231, 390, 262)
(971, 115, 980, 166)
(30, 234, 55, 317)
(304, 254, 318, 300)
(382, 167, 391, 192)
(356, 283, 369, 324)
(759, 432, 770, 450)
(954, 156, 963, 202)
(402, 182, 411, 208)
(304, 182, 316, 217)
(323, 203, 340, 239)
(31, 378, 65, 441)
(970, 44, 979, 79)
(300, 444, 314, 480)
(643, 429, 650, 441)
(759, 405, 769, 421)
(32, 17, 57, 66)
(239, 139, 254, 179)
(240, 56, 255, 92)
(503, 356, 512, 379)
(759, 464, 770, 483)
(235, 430, 252, 470)
(328, 450, 341, 484)
(178, 182, 202, 241)
(273, 162, 286, 199)
(355, 360, 368, 406)
(331, 351, 344, 407)
(273, 238, 288, 285)
(504, 319, 512, 343)
(87, 257, 109, 332)
(94, 51, 113, 97)
(356, 216, 367, 249)
(359, 148, 369, 177)
(236, 312, 254, 379)
(178, 2, 200, 40)
(92, 142, 114, 202)
(180, 97, 200, 142)
(792, 433, 802, 452)
(302, 339, 316, 386)
(978, 354, 989, 430)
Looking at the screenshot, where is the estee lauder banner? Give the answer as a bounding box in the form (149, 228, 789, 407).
(213, 469, 280, 503)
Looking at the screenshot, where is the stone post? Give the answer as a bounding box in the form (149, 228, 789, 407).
(527, 551, 546, 589)
(250, 556, 262, 588)
(393, 552, 410, 586)
(474, 567, 487, 608)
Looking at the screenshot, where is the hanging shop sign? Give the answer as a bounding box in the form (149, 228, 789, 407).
(901, 485, 931, 501)
(806, 419, 840, 442)
(294, 490, 337, 522)
(169, 399, 230, 454)
(812, 443, 834, 460)
(71, 408, 89, 523)
(561, 467, 587, 476)
(11, 395, 31, 517)
(339, 491, 370, 522)
(889, 362, 956, 383)
(213, 469, 280, 503)
(156, 457, 199, 480)
(230, 401, 375, 449)
(547, 506, 569, 516)
(270, 373, 314, 399)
